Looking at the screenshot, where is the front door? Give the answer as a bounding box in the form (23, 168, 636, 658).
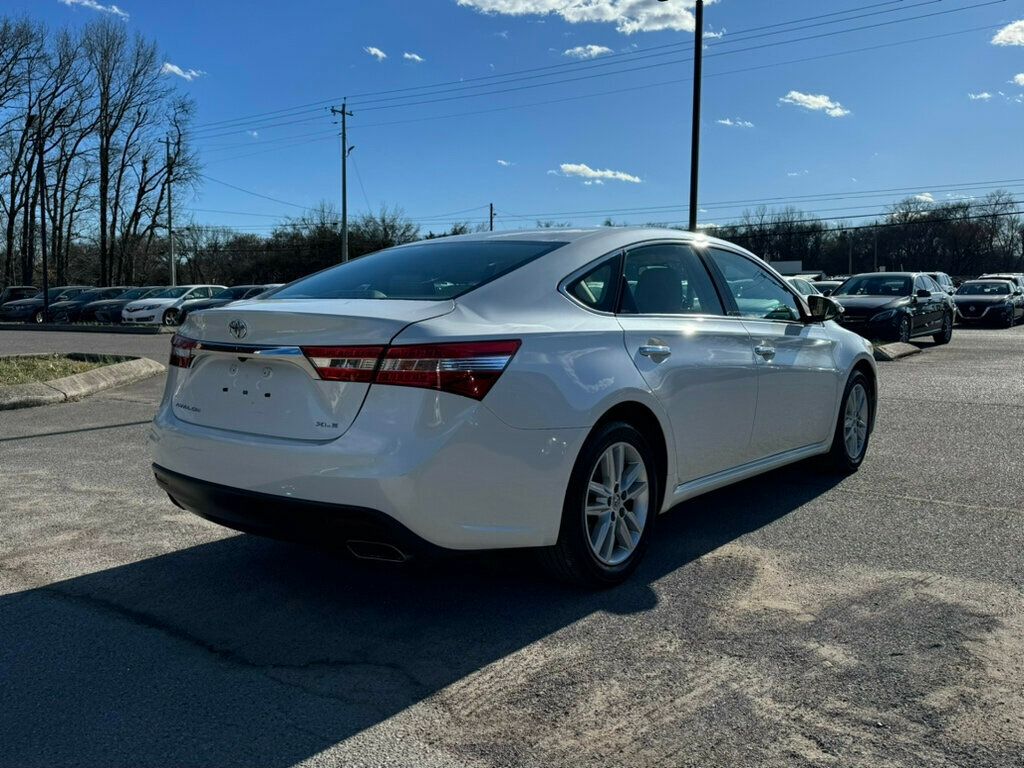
(703, 248, 841, 459)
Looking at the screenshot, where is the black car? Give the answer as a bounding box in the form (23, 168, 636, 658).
(176, 284, 282, 323)
(45, 286, 129, 323)
(83, 286, 166, 324)
(0, 285, 39, 306)
(831, 272, 955, 344)
(954, 279, 1024, 327)
(0, 285, 91, 323)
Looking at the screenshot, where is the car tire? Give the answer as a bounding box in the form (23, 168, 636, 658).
(897, 315, 911, 343)
(162, 309, 178, 326)
(33, 310, 44, 324)
(543, 421, 660, 588)
(1003, 311, 1015, 329)
(932, 312, 953, 344)
(825, 371, 873, 474)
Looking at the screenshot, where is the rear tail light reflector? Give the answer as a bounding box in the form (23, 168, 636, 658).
(377, 340, 521, 400)
(169, 334, 198, 368)
(301, 346, 385, 382)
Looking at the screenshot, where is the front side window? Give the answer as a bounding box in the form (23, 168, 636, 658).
(706, 249, 802, 322)
(273, 240, 567, 301)
(619, 243, 723, 316)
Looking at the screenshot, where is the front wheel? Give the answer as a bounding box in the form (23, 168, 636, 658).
(825, 371, 874, 474)
(162, 309, 179, 326)
(33, 310, 44, 324)
(896, 315, 911, 343)
(543, 421, 660, 588)
(933, 312, 953, 344)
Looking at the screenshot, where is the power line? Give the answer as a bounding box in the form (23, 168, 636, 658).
(185, 0, 1002, 139)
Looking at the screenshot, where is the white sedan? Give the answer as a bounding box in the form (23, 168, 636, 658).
(122, 284, 226, 325)
(151, 229, 877, 586)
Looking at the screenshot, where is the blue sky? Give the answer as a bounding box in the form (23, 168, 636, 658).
(16, 0, 1024, 233)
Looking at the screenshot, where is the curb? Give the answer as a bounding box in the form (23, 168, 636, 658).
(0, 322, 174, 335)
(0, 355, 166, 410)
(873, 342, 922, 362)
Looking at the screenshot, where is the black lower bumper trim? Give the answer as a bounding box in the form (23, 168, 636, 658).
(153, 464, 444, 558)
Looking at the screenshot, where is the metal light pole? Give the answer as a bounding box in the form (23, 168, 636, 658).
(660, 0, 704, 232)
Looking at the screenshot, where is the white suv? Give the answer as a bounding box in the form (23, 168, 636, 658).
(122, 285, 226, 326)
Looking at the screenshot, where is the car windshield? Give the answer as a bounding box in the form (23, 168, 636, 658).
(116, 288, 151, 301)
(153, 287, 191, 299)
(271, 240, 568, 300)
(834, 275, 912, 297)
(213, 287, 251, 299)
(957, 282, 1011, 296)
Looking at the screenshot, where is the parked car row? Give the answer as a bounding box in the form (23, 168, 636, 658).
(802, 270, 1024, 343)
(0, 284, 282, 325)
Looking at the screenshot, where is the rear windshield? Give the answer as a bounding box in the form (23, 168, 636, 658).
(834, 275, 911, 297)
(957, 282, 1011, 296)
(271, 240, 568, 300)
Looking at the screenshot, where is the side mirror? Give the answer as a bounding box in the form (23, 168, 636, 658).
(916, 289, 931, 299)
(807, 294, 843, 322)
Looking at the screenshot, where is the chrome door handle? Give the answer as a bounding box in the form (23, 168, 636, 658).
(639, 344, 671, 359)
(754, 344, 776, 361)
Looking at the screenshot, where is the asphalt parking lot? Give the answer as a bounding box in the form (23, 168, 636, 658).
(1, 327, 1022, 767)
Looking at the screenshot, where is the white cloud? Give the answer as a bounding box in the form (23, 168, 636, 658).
(787, 170, 809, 177)
(161, 62, 205, 82)
(57, 0, 128, 19)
(992, 20, 1024, 46)
(779, 90, 850, 118)
(497, 159, 513, 167)
(247, 130, 259, 139)
(364, 46, 387, 61)
(913, 193, 935, 203)
(456, 0, 709, 35)
(968, 92, 992, 100)
(403, 52, 425, 63)
(555, 162, 641, 184)
(563, 44, 613, 59)
(1013, 73, 1024, 87)
(716, 117, 754, 128)
(583, 180, 604, 186)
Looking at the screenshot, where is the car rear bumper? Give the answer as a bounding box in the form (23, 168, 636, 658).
(153, 464, 443, 558)
(149, 382, 588, 550)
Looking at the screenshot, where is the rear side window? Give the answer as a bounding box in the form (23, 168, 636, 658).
(619, 243, 723, 316)
(273, 240, 568, 301)
(566, 256, 620, 312)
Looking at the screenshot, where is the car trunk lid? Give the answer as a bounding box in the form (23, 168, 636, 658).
(170, 299, 455, 441)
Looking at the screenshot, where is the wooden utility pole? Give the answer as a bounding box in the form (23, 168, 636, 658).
(330, 102, 354, 262)
(489, 203, 495, 231)
(688, 0, 704, 232)
(162, 135, 176, 286)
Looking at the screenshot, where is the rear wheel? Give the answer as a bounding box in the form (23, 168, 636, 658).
(544, 421, 659, 588)
(932, 312, 953, 344)
(825, 371, 873, 474)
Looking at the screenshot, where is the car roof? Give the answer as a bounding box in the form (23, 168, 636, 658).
(389, 226, 747, 252)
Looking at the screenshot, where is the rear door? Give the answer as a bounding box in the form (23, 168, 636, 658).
(914, 275, 942, 331)
(703, 248, 840, 459)
(613, 242, 760, 483)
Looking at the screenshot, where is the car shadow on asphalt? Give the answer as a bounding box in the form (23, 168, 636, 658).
(0, 464, 843, 767)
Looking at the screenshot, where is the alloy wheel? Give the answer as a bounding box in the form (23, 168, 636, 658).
(898, 317, 911, 343)
(843, 383, 869, 460)
(584, 442, 649, 566)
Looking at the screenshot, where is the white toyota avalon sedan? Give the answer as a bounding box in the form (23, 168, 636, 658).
(150, 228, 877, 586)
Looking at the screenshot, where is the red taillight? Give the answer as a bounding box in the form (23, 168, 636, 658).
(377, 340, 521, 400)
(170, 333, 197, 368)
(301, 346, 385, 382)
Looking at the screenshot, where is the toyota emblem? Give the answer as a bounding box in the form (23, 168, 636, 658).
(228, 319, 248, 340)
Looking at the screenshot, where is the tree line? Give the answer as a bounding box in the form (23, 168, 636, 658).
(0, 15, 196, 289)
(2, 14, 1022, 289)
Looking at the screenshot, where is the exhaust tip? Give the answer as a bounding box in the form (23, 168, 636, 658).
(346, 540, 409, 563)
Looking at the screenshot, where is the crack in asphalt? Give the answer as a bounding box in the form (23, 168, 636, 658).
(37, 585, 429, 699)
